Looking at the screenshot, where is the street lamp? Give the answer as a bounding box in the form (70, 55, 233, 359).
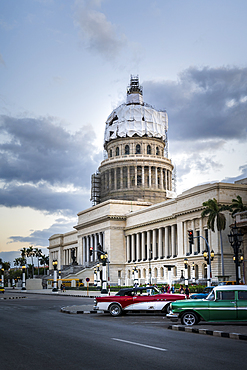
(52, 260, 58, 292)
(96, 263, 101, 290)
(184, 258, 188, 286)
(21, 266, 26, 290)
(132, 265, 138, 287)
(100, 253, 108, 294)
(228, 222, 243, 284)
(149, 249, 152, 284)
(94, 268, 97, 286)
(203, 249, 214, 286)
(192, 262, 195, 284)
(1, 268, 4, 289)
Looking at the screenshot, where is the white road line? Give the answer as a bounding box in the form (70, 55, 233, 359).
(111, 338, 167, 351)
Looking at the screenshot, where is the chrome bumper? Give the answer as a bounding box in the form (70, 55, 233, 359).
(166, 312, 179, 321)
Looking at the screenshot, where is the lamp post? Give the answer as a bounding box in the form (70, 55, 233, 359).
(228, 222, 243, 284)
(96, 263, 101, 290)
(184, 258, 188, 286)
(203, 249, 214, 286)
(1, 268, 4, 289)
(94, 268, 97, 286)
(21, 266, 26, 290)
(52, 260, 58, 292)
(100, 253, 108, 294)
(149, 249, 152, 284)
(192, 262, 195, 284)
(132, 265, 138, 287)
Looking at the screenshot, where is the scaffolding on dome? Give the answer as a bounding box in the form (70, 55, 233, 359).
(127, 75, 143, 95)
(91, 171, 101, 206)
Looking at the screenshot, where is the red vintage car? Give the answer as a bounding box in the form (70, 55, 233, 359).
(94, 286, 186, 316)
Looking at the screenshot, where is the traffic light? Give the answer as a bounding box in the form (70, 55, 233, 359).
(188, 230, 194, 245)
(89, 247, 93, 256)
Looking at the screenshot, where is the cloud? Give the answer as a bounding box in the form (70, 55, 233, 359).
(8, 218, 76, 247)
(223, 163, 247, 184)
(0, 115, 99, 214)
(143, 66, 247, 143)
(74, 0, 126, 59)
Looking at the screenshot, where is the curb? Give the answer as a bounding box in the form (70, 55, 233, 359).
(60, 307, 104, 314)
(168, 324, 247, 341)
(0, 296, 27, 300)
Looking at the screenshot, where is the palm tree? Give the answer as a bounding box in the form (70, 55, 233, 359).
(231, 195, 247, 216)
(35, 248, 42, 275)
(26, 246, 35, 278)
(201, 198, 230, 277)
(40, 254, 49, 275)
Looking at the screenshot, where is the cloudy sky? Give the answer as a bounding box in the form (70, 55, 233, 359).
(1, 0, 247, 265)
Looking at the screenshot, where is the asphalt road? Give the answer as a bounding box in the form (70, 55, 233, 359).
(1, 292, 246, 370)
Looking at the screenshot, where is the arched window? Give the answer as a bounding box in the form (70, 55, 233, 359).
(109, 149, 112, 158)
(156, 147, 160, 155)
(136, 144, 141, 154)
(116, 147, 119, 156)
(147, 145, 151, 154)
(125, 145, 129, 155)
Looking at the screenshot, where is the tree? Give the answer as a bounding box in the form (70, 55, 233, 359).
(35, 248, 43, 275)
(231, 195, 247, 216)
(26, 246, 35, 278)
(40, 255, 49, 275)
(14, 257, 26, 268)
(201, 198, 230, 277)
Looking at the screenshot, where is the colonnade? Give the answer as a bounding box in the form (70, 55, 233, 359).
(101, 165, 172, 193)
(82, 232, 104, 266)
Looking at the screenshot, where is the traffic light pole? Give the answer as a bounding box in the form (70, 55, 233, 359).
(195, 235, 212, 286)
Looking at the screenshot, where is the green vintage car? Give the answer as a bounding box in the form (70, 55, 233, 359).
(167, 285, 247, 326)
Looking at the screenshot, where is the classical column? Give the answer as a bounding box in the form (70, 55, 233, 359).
(199, 218, 203, 254)
(120, 167, 123, 189)
(153, 229, 157, 259)
(135, 166, 137, 187)
(127, 166, 130, 188)
(165, 226, 169, 258)
(184, 221, 188, 256)
(90, 234, 94, 262)
(158, 228, 163, 259)
(126, 235, 130, 262)
(155, 167, 158, 188)
(114, 168, 117, 190)
(141, 231, 146, 260)
(142, 166, 145, 187)
(171, 225, 176, 257)
(160, 168, 163, 190)
(82, 237, 86, 266)
(149, 167, 152, 188)
(131, 234, 135, 262)
(191, 219, 195, 255)
(136, 233, 140, 261)
(147, 230, 151, 257)
(94, 233, 98, 261)
(86, 236, 90, 266)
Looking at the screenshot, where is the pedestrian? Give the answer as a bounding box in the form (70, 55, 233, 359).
(161, 285, 165, 293)
(185, 286, 190, 299)
(171, 284, 175, 294)
(167, 285, 170, 293)
(179, 285, 184, 294)
(60, 283, 63, 292)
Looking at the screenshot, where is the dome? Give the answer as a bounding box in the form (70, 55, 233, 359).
(104, 76, 168, 147)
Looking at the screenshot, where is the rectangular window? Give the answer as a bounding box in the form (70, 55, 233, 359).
(217, 291, 235, 300)
(238, 291, 247, 300)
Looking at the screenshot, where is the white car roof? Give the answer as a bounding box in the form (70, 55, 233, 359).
(214, 285, 247, 291)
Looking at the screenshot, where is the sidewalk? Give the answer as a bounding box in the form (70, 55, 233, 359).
(4, 287, 110, 298)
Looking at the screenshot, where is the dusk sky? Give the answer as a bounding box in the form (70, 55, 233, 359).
(1, 0, 247, 265)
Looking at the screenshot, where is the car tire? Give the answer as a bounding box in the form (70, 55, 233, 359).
(163, 304, 172, 314)
(181, 311, 199, 326)
(109, 303, 123, 317)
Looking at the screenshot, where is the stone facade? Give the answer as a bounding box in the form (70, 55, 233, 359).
(48, 182, 247, 285)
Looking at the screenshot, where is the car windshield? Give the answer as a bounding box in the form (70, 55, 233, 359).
(206, 290, 215, 301)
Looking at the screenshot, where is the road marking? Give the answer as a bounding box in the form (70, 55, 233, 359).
(111, 338, 167, 351)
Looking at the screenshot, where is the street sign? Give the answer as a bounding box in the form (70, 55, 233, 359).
(86, 277, 90, 282)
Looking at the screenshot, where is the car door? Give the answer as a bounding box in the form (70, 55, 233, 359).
(236, 290, 247, 320)
(208, 290, 237, 321)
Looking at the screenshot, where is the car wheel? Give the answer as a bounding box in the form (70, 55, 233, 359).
(181, 311, 199, 326)
(109, 303, 123, 317)
(164, 304, 172, 314)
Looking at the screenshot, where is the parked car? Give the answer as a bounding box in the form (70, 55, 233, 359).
(0, 286, 4, 293)
(167, 285, 247, 326)
(190, 286, 214, 299)
(218, 281, 236, 286)
(94, 286, 186, 316)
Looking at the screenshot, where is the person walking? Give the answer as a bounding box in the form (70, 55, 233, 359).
(185, 286, 190, 299)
